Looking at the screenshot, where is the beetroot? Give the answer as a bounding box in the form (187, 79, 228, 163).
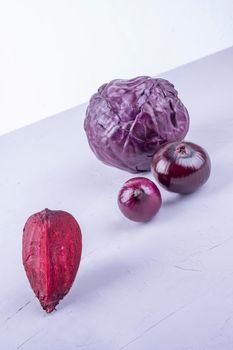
(22, 208, 82, 313)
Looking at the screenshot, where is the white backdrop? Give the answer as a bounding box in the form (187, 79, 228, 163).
(0, 0, 233, 136)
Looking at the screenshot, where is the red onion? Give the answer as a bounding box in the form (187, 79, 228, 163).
(118, 177, 162, 222)
(151, 141, 211, 194)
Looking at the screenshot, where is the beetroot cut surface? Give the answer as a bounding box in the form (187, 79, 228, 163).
(22, 208, 82, 313)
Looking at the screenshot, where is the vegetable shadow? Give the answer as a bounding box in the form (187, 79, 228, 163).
(188, 116, 233, 153)
(60, 254, 143, 310)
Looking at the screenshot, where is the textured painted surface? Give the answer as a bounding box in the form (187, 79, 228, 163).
(0, 48, 233, 349)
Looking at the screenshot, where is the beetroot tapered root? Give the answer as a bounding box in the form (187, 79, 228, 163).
(22, 209, 82, 313)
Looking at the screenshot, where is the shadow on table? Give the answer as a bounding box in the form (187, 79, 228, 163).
(61, 253, 146, 311)
(188, 115, 233, 153)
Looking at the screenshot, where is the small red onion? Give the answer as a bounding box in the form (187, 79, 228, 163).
(118, 177, 162, 222)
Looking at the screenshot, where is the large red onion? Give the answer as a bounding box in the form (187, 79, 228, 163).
(151, 141, 211, 194)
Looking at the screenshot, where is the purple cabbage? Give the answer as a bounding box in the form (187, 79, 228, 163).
(84, 76, 189, 173)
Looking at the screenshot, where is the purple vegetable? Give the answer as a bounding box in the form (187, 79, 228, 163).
(118, 177, 162, 222)
(84, 76, 189, 173)
(151, 141, 211, 194)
